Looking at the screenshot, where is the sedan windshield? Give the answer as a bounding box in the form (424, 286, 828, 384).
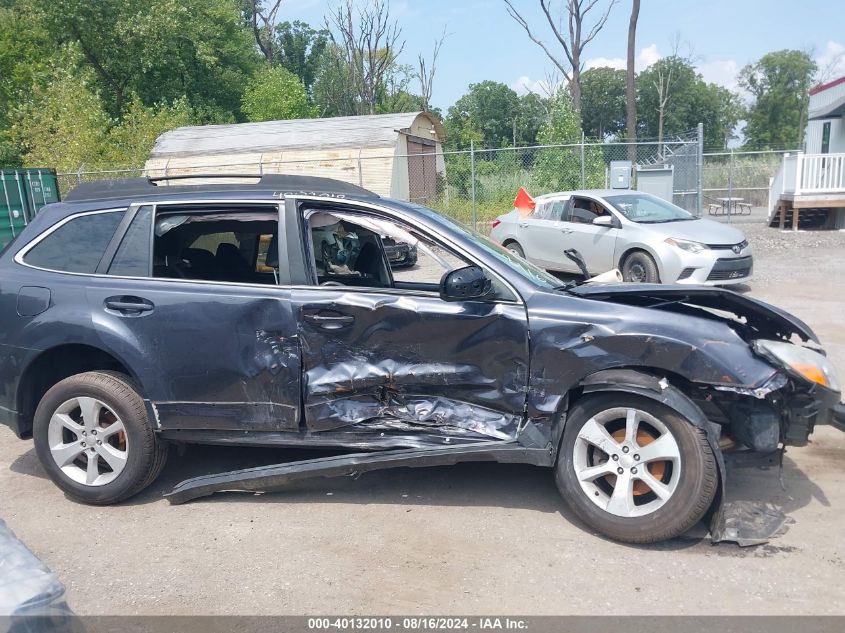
(405, 203, 562, 290)
(604, 194, 696, 223)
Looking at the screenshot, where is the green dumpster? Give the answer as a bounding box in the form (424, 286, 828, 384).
(0, 168, 61, 248)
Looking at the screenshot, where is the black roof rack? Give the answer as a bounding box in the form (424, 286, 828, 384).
(63, 174, 376, 202)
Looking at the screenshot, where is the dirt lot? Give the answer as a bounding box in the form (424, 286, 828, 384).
(1, 219, 844, 616)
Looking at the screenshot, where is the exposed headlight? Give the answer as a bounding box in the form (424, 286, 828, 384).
(665, 237, 708, 254)
(754, 340, 841, 392)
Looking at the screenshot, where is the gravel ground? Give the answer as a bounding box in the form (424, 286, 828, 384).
(1, 218, 844, 616)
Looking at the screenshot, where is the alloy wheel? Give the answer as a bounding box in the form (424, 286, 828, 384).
(572, 407, 681, 518)
(46, 397, 129, 486)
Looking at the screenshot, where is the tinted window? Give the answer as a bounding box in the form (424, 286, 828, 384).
(24, 211, 123, 273)
(565, 197, 610, 224)
(109, 206, 152, 276)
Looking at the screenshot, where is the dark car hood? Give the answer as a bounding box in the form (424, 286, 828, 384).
(567, 283, 818, 343)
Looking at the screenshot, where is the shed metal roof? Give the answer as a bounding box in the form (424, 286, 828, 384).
(149, 112, 444, 159)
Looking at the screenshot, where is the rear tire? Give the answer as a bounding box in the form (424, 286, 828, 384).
(622, 251, 660, 283)
(505, 241, 525, 258)
(33, 371, 168, 505)
(556, 393, 717, 543)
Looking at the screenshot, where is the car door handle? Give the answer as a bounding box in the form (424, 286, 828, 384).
(104, 296, 154, 314)
(559, 227, 573, 234)
(303, 314, 355, 329)
(518, 222, 528, 228)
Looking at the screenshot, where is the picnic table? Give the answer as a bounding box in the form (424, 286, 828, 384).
(707, 197, 752, 216)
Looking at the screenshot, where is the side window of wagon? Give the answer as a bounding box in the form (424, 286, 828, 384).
(109, 205, 153, 277)
(22, 211, 124, 273)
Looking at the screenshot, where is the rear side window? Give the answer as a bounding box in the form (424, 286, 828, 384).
(23, 211, 123, 273)
(109, 206, 153, 277)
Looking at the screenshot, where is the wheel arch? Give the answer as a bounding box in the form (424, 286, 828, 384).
(559, 367, 727, 540)
(15, 343, 141, 438)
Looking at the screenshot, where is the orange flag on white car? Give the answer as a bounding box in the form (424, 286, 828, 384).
(514, 187, 536, 217)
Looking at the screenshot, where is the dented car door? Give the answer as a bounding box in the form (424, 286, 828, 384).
(85, 201, 302, 433)
(288, 199, 530, 447)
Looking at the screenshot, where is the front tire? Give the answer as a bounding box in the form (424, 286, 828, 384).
(622, 251, 660, 283)
(556, 393, 717, 543)
(33, 371, 168, 505)
(505, 241, 525, 258)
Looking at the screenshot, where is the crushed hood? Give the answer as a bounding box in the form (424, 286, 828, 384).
(568, 284, 818, 343)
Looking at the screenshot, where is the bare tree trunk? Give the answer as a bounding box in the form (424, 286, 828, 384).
(504, 1, 618, 113)
(626, 0, 640, 161)
(248, 1, 284, 63)
(417, 28, 446, 112)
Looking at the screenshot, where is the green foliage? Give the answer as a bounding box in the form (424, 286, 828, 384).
(275, 20, 329, 95)
(241, 65, 316, 122)
(533, 93, 603, 191)
(739, 49, 817, 150)
(515, 93, 550, 146)
(637, 56, 744, 149)
(446, 81, 521, 149)
(580, 67, 627, 139)
(10, 55, 195, 171)
(43, 0, 259, 120)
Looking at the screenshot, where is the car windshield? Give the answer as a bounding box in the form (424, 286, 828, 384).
(604, 194, 696, 223)
(403, 203, 563, 290)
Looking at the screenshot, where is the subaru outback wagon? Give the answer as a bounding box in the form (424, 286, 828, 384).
(0, 175, 840, 544)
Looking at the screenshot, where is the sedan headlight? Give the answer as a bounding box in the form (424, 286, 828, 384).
(754, 340, 841, 392)
(665, 237, 708, 254)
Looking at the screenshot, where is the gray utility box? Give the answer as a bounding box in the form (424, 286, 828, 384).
(635, 164, 674, 203)
(609, 161, 632, 189)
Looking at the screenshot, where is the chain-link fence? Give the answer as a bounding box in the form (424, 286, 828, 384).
(58, 132, 707, 230)
(701, 149, 800, 221)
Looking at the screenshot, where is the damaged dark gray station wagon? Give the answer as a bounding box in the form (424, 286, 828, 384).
(0, 175, 841, 544)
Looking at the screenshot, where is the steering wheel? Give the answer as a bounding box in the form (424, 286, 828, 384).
(320, 281, 345, 287)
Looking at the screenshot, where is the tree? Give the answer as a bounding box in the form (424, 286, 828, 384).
(324, 0, 405, 116)
(445, 81, 520, 148)
(275, 21, 329, 96)
(241, 66, 316, 122)
(637, 57, 743, 150)
(626, 0, 640, 159)
(739, 49, 817, 149)
(243, 0, 283, 63)
(579, 67, 627, 139)
(533, 91, 603, 190)
(504, 0, 618, 112)
(417, 28, 446, 112)
(43, 0, 259, 120)
(515, 93, 551, 146)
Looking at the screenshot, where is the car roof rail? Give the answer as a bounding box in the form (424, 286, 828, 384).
(62, 174, 377, 203)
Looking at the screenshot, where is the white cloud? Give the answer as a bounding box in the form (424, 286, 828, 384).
(816, 41, 845, 81)
(582, 44, 662, 73)
(638, 44, 661, 68)
(698, 60, 741, 91)
(584, 56, 626, 71)
(511, 75, 555, 96)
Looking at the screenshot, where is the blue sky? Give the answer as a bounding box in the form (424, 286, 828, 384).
(285, 0, 845, 110)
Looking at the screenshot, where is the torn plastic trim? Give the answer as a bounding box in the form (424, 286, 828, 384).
(713, 372, 789, 399)
(577, 368, 729, 543)
(165, 442, 553, 504)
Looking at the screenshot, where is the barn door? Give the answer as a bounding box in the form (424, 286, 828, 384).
(407, 138, 437, 204)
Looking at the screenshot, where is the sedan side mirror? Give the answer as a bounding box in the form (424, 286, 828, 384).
(440, 265, 493, 301)
(592, 215, 615, 227)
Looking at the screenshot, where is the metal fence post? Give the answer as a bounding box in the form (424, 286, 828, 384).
(727, 148, 734, 224)
(580, 132, 586, 188)
(696, 123, 704, 217)
(470, 140, 477, 230)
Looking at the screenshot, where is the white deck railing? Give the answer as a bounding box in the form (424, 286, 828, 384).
(768, 152, 845, 221)
(796, 152, 845, 193)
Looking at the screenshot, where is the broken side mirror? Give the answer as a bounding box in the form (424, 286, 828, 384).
(440, 265, 493, 301)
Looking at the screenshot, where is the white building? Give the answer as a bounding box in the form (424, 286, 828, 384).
(144, 112, 446, 203)
(769, 75, 845, 229)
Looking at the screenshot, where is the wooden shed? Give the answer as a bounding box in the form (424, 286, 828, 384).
(144, 112, 446, 202)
